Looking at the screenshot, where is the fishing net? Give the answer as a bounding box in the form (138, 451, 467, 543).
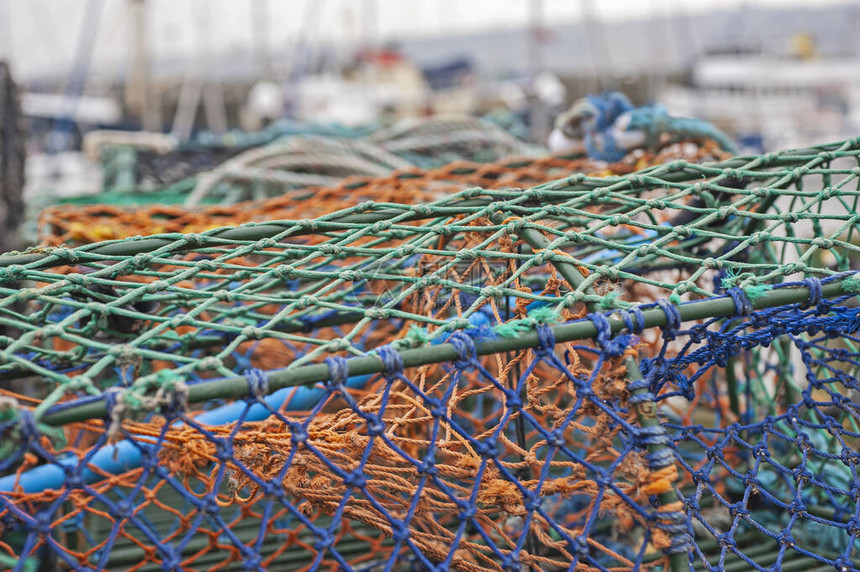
(0, 138, 859, 571)
(38, 141, 729, 247)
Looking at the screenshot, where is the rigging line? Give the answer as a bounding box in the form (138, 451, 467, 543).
(579, 0, 619, 93)
(0, 0, 13, 62)
(48, 0, 106, 153)
(23, 2, 68, 76)
(668, 0, 710, 118)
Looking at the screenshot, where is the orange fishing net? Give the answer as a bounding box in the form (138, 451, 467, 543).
(39, 142, 730, 247)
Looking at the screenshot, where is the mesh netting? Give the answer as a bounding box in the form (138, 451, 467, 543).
(0, 138, 859, 570)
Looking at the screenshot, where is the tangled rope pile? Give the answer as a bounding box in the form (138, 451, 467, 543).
(73, 116, 542, 205)
(39, 140, 729, 246)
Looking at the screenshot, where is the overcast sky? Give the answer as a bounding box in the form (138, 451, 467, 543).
(0, 0, 849, 79)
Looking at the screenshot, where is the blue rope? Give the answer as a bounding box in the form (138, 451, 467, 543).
(727, 287, 753, 316)
(803, 277, 823, 307)
(656, 299, 682, 340)
(589, 313, 633, 357)
(616, 306, 645, 335)
(376, 345, 404, 378)
(573, 91, 737, 161)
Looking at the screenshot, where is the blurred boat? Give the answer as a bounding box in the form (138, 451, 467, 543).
(660, 50, 860, 151)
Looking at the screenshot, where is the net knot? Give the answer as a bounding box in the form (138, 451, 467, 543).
(240, 326, 264, 340)
(182, 233, 204, 246)
(46, 247, 80, 264)
(656, 299, 681, 340)
(325, 338, 352, 352)
(313, 530, 334, 550)
(812, 237, 834, 250)
(376, 345, 404, 377)
(533, 250, 553, 265)
(14, 408, 40, 447)
(589, 313, 631, 357)
(480, 285, 504, 298)
(343, 469, 366, 488)
(501, 216, 525, 234)
(803, 277, 822, 307)
(370, 220, 393, 233)
(0, 265, 25, 281)
(688, 324, 707, 343)
(615, 307, 645, 335)
(104, 387, 127, 437)
(536, 324, 556, 356)
(840, 446, 859, 466)
(448, 331, 477, 369)
(626, 377, 655, 405)
(727, 287, 753, 316)
(154, 371, 189, 418)
(393, 244, 417, 257)
(411, 204, 432, 216)
(324, 356, 349, 388)
(388, 519, 410, 544)
(131, 252, 153, 268)
(289, 421, 308, 445)
(500, 553, 523, 571)
(245, 368, 270, 401)
(569, 535, 590, 558)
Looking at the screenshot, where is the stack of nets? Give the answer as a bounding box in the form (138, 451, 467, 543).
(0, 138, 858, 571)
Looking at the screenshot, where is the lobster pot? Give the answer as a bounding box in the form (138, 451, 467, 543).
(0, 138, 858, 571)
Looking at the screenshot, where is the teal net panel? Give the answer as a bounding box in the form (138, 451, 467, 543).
(0, 138, 858, 570)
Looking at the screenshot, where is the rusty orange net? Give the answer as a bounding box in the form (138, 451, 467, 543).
(39, 142, 729, 246)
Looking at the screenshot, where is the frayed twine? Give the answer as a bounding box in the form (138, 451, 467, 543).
(107, 371, 189, 439)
